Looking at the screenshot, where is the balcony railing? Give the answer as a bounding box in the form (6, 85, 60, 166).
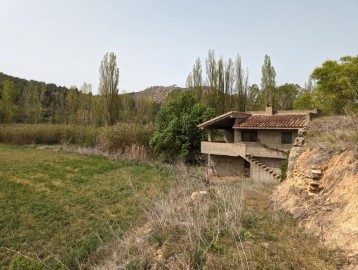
(201, 141, 286, 159)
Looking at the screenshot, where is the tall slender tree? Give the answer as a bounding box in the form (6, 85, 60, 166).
(235, 54, 249, 111)
(224, 58, 235, 110)
(261, 54, 276, 106)
(205, 50, 218, 110)
(99, 52, 120, 125)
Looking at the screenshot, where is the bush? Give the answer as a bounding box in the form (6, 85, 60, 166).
(150, 92, 214, 163)
(280, 151, 289, 182)
(307, 115, 358, 152)
(97, 123, 154, 152)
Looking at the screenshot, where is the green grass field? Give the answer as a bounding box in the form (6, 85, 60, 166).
(0, 144, 171, 269)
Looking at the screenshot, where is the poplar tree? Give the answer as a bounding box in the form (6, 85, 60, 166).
(261, 54, 276, 106)
(235, 54, 249, 112)
(99, 52, 120, 125)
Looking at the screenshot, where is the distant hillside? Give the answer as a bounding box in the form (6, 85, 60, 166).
(129, 85, 184, 103)
(0, 72, 69, 94)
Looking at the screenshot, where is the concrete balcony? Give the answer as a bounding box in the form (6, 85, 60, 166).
(201, 141, 246, 157)
(201, 141, 287, 159)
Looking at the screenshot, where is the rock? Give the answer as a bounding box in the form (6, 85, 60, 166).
(191, 191, 208, 202)
(294, 137, 305, 146)
(298, 128, 306, 137)
(311, 169, 323, 180)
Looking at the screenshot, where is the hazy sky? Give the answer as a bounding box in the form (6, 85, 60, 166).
(1, 0, 357, 94)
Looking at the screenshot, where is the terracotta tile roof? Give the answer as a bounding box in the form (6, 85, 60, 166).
(234, 114, 307, 129)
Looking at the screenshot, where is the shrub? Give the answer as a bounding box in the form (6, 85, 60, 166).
(150, 92, 214, 163)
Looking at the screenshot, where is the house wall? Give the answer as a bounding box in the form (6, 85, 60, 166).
(224, 129, 234, 143)
(208, 155, 246, 177)
(234, 129, 298, 151)
(234, 130, 242, 143)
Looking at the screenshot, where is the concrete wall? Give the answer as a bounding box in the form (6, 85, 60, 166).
(201, 141, 246, 157)
(224, 130, 234, 143)
(208, 155, 246, 177)
(234, 129, 298, 151)
(255, 157, 282, 174)
(258, 130, 297, 151)
(234, 130, 242, 143)
(249, 159, 280, 182)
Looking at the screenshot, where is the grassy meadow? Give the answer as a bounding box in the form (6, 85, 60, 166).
(0, 143, 171, 269)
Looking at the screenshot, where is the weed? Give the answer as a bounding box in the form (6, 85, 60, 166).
(92, 165, 343, 269)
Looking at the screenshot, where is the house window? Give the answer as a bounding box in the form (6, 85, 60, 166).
(281, 131, 292, 144)
(242, 130, 257, 142)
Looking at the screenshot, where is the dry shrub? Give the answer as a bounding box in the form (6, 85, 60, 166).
(307, 115, 358, 152)
(96, 123, 154, 160)
(97, 123, 154, 151)
(91, 165, 274, 270)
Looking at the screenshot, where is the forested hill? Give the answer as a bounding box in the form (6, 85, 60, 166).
(0, 72, 69, 95)
(0, 71, 174, 125)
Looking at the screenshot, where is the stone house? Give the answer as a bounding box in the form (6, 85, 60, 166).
(198, 105, 319, 181)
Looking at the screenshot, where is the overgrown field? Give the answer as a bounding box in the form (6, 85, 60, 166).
(0, 123, 154, 157)
(0, 144, 171, 269)
(307, 115, 358, 152)
(92, 168, 344, 269)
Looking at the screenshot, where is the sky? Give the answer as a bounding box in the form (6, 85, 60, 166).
(0, 0, 357, 94)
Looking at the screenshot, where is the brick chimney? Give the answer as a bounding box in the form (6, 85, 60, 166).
(265, 104, 273, 115)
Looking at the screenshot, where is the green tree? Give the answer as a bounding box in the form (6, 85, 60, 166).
(19, 82, 43, 123)
(0, 80, 18, 123)
(294, 80, 315, 110)
(261, 54, 276, 106)
(205, 50, 219, 111)
(275, 83, 300, 110)
(66, 86, 79, 123)
(150, 92, 215, 163)
(246, 84, 261, 111)
(99, 52, 120, 125)
(311, 55, 358, 114)
(186, 58, 203, 102)
(235, 54, 248, 111)
(79, 82, 92, 124)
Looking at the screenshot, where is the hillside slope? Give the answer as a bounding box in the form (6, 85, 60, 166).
(273, 116, 358, 269)
(129, 85, 183, 103)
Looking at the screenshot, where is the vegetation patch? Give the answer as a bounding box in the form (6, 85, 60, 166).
(93, 167, 344, 269)
(307, 115, 358, 153)
(0, 144, 171, 269)
(0, 123, 154, 158)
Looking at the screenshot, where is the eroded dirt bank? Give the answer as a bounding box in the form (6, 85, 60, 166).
(274, 145, 358, 268)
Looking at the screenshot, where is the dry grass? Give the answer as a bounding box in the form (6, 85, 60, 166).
(90, 164, 343, 270)
(307, 115, 358, 153)
(0, 123, 155, 159)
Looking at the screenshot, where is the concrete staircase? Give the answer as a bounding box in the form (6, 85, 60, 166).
(246, 155, 281, 182)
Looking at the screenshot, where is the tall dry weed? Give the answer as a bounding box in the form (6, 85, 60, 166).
(0, 123, 155, 159)
(89, 164, 274, 269)
(307, 115, 358, 152)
